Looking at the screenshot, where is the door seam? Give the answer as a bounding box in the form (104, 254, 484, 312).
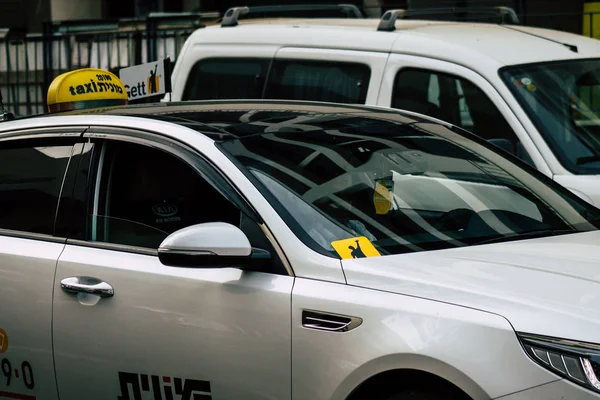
(51, 242, 68, 400)
(290, 276, 296, 400)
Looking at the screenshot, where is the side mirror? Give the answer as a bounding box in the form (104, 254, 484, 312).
(158, 222, 270, 269)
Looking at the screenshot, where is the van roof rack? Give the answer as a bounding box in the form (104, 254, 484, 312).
(377, 6, 520, 31)
(221, 4, 364, 27)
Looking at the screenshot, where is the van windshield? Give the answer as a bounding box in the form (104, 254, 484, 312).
(501, 59, 600, 174)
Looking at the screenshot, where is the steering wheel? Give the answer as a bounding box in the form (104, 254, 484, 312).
(433, 208, 477, 233)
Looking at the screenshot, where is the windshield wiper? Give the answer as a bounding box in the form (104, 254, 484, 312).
(576, 155, 600, 165)
(473, 229, 574, 246)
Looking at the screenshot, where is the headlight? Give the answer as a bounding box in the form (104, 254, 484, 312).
(519, 332, 600, 393)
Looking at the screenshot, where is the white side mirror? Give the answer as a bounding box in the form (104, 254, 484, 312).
(158, 222, 266, 268)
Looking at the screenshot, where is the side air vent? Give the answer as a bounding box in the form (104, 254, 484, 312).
(301, 310, 362, 332)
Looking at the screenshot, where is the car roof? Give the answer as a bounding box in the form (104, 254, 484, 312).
(0, 100, 446, 142)
(187, 18, 600, 72)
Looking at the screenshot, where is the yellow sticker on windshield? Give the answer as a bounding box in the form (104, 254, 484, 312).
(331, 237, 381, 260)
(373, 180, 393, 215)
(526, 83, 537, 92)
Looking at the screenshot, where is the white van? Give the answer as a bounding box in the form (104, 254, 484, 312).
(170, 7, 600, 205)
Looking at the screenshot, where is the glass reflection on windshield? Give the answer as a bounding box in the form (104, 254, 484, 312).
(219, 114, 599, 257)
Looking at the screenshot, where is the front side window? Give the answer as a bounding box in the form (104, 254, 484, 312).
(182, 58, 271, 101)
(393, 68, 533, 165)
(265, 59, 370, 104)
(219, 114, 599, 258)
(0, 140, 72, 235)
(90, 141, 241, 249)
(501, 58, 600, 174)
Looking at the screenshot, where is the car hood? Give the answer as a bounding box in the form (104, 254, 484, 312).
(342, 230, 600, 343)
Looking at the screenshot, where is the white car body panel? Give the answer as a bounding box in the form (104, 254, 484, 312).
(387, 23, 599, 73)
(291, 278, 557, 400)
(53, 245, 294, 400)
(343, 230, 600, 344)
(499, 379, 600, 399)
(0, 235, 62, 399)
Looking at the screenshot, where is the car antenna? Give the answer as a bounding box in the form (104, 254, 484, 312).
(501, 25, 578, 53)
(0, 83, 15, 121)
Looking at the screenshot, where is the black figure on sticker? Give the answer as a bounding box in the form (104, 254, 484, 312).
(348, 240, 366, 259)
(149, 65, 158, 94)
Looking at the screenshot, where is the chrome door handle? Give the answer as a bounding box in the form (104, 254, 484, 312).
(60, 277, 114, 298)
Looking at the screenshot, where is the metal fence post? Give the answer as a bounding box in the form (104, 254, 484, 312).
(146, 16, 158, 62)
(3, 13, 203, 114)
(3, 30, 11, 115)
(42, 21, 54, 111)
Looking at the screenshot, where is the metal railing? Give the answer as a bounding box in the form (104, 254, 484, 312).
(0, 13, 214, 117)
(2, 8, 600, 117)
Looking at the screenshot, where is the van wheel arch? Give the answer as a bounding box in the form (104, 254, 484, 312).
(345, 369, 473, 400)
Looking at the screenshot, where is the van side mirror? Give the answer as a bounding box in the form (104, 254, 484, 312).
(158, 222, 270, 269)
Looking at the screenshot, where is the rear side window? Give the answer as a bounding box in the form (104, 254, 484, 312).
(265, 60, 370, 104)
(0, 141, 72, 235)
(182, 58, 271, 100)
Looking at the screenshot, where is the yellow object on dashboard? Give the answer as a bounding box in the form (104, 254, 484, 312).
(583, 1, 600, 39)
(47, 68, 128, 113)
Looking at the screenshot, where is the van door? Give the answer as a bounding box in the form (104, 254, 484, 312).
(266, 47, 388, 105)
(172, 44, 279, 101)
(378, 54, 552, 177)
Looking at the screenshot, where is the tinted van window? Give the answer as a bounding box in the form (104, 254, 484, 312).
(393, 68, 534, 165)
(182, 58, 271, 100)
(0, 141, 72, 235)
(265, 60, 370, 104)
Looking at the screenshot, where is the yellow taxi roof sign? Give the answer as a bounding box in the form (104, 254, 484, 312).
(47, 68, 128, 112)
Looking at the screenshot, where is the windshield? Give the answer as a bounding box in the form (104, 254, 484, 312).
(501, 59, 600, 174)
(219, 113, 600, 258)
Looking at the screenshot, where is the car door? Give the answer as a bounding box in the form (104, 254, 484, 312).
(0, 128, 85, 400)
(265, 47, 388, 105)
(377, 54, 552, 177)
(52, 129, 293, 400)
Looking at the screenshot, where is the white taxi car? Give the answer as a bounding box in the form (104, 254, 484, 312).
(170, 7, 600, 206)
(1, 100, 600, 400)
